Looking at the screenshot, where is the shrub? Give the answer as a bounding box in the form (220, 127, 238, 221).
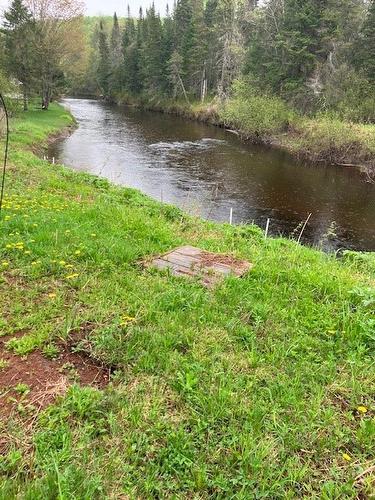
(219, 78, 293, 138)
(322, 65, 375, 123)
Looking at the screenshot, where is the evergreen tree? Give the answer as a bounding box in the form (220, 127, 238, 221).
(97, 21, 110, 96)
(122, 8, 139, 94)
(357, 0, 375, 81)
(204, 0, 219, 92)
(109, 12, 123, 95)
(143, 4, 164, 94)
(2, 0, 34, 110)
(161, 4, 176, 94)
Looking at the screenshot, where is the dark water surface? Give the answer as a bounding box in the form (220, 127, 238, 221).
(50, 98, 375, 251)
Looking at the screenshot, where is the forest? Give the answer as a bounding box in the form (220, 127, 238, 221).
(1, 0, 375, 123)
(88, 0, 375, 124)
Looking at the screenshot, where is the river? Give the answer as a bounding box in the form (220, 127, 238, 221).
(49, 98, 375, 252)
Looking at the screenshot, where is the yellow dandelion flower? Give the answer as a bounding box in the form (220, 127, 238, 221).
(120, 315, 136, 326)
(65, 273, 79, 280)
(342, 453, 352, 462)
(1, 261, 9, 267)
(357, 406, 368, 414)
(48, 293, 57, 299)
(74, 250, 81, 255)
(59, 260, 66, 266)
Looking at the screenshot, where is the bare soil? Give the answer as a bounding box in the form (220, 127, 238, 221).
(0, 329, 110, 420)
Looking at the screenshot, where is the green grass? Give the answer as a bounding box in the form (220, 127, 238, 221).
(0, 103, 375, 498)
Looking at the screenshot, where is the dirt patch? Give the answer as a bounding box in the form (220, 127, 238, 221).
(199, 250, 247, 268)
(0, 330, 110, 421)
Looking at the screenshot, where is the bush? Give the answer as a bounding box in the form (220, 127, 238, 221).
(322, 65, 375, 123)
(219, 78, 293, 138)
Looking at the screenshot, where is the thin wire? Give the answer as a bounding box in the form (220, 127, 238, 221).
(0, 93, 9, 217)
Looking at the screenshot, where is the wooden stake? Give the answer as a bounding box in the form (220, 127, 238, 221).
(297, 213, 312, 244)
(265, 218, 270, 239)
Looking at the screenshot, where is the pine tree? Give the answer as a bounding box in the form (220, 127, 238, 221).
(143, 4, 164, 94)
(358, 0, 375, 81)
(185, 0, 207, 98)
(204, 0, 219, 92)
(277, 0, 325, 92)
(216, 0, 244, 98)
(2, 0, 34, 110)
(168, 50, 189, 101)
(97, 21, 110, 96)
(245, 0, 326, 94)
(109, 12, 123, 95)
(122, 8, 139, 94)
(161, 4, 176, 94)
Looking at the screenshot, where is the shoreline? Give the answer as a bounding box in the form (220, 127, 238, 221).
(112, 95, 375, 178)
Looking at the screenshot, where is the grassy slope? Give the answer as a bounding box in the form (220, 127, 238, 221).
(0, 104, 375, 498)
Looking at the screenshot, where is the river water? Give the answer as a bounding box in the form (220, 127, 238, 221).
(49, 98, 375, 252)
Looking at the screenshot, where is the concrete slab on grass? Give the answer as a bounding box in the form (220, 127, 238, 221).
(147, 245, 252, 287)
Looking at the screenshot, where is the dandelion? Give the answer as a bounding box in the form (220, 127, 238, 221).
(342, 453, 352, 462)
(1, 261, 9, 268)
(120, 315, 136, 327)
(65, 273, 79, 280)
(74, 250, 81, 256)
(48, 293, 57, 299)
(357, 406, 368, 414)
(59, 260, 66, 266)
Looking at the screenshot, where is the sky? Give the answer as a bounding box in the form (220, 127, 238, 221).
(0, 0, 170, 17)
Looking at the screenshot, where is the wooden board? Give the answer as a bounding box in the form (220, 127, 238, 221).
(146, 246, 252, 287)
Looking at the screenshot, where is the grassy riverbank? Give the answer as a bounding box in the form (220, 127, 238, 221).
(1, 103, 375, 498)
(116, 92, 375, 174)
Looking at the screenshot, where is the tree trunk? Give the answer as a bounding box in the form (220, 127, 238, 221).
(42, 87, 50, 110)
(23, 87, 28, 112)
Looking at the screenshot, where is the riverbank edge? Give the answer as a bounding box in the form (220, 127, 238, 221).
(2, 103, 375, 498)
(113, 94, 375, 176)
